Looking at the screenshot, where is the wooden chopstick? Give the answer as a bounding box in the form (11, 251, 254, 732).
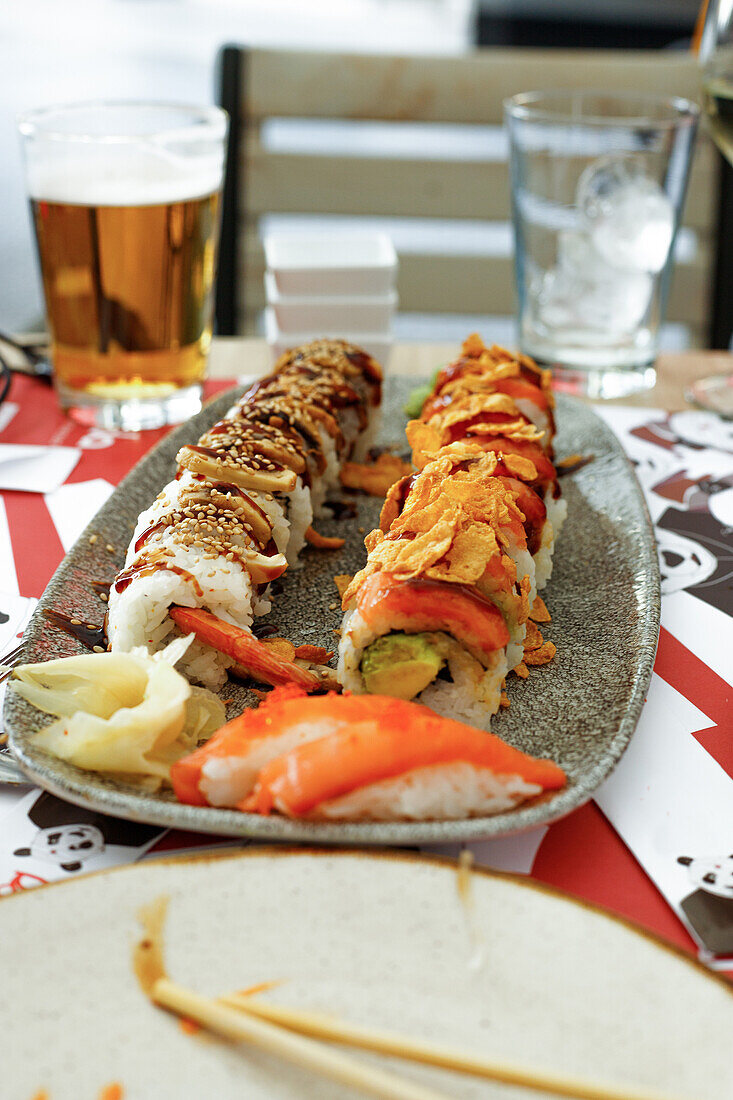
(221, 992, 683, 1100)
(691, 0, 710, 55)
(152, 977, 450, 1100)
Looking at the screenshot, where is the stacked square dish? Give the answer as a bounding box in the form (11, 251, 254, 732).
(263, 232, 397, 364)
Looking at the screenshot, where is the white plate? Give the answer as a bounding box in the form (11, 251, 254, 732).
(1, 849, 731, 1099)
(264, 273, 396, 333)
(264, 231, 397, 296)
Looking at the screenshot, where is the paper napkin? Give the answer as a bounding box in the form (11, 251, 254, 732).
(595, 404, 733, 969)
(0, 443, 80, 493)
(596, 674, 733, 968)
(44, 478, 114, 551)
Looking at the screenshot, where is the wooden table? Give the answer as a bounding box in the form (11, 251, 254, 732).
(207, 338, 733, 412)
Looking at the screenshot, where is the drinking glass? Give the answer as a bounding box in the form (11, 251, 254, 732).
(692, 0, 733, 416)
(18, 102, 228, 430)
(505, 92, 698, 399)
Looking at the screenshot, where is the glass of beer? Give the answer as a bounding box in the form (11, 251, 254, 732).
(18, 102, 228, 430)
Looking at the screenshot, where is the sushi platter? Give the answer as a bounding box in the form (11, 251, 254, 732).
(4, 340, 660, 842)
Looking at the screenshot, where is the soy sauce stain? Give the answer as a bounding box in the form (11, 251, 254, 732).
(557, 454, 594, 477)
(252, 623, 280, 639)
(133, 895, 169, 997)
(42, 609, 107, 651)
(324, 498, 358, 521)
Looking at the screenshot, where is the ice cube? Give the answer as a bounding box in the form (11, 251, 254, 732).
(577, 154, 674, 274)
(537, 230, 653, 334)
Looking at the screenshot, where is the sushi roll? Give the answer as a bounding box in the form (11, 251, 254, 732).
(338, 336, 565, 727)
(423, 334, 555, 441)
(408, 336, 566, 590)
(273, 337, 383, 464)
(108, 339, 383, 688)
(106, 470, 288, 689)
(380, 442, 539, 615)
(337, 456, 532, 728)
(171, 684, 566, 820)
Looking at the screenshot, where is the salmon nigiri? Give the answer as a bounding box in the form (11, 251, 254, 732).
(172, 685, 404, 808)
(172, 685, 565, 820)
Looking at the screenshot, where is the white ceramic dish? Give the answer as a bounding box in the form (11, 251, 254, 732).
(264, 231, 397, 296)
(264, 272, 396, 333)
(264, 308, 394, 365)
(2, 848, 731, 1099)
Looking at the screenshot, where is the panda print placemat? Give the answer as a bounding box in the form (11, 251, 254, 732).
(0, 790, 163, 897)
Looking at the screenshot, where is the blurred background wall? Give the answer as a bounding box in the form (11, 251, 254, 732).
(1, 0, 699, 344)
(1, 0, 474, 333)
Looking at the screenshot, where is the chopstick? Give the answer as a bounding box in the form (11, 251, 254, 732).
(691, 0, 710, 55)
(151, 977, 450, 1100)
(220, 992, 683, 1100)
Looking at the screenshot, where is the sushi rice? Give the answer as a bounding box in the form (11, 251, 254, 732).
(310, 763, 542, 821)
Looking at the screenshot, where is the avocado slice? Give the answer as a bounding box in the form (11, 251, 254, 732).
(361, 632, 444, 699)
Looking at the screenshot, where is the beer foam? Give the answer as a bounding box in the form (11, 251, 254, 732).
(25, 145, 223, 206)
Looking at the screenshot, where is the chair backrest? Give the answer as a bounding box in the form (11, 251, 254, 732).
(216, 46, 717, 347)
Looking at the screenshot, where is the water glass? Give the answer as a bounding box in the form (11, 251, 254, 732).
(505, 92, 698, 398)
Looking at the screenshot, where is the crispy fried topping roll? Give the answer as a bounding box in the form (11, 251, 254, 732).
(338, 336, 565, 729)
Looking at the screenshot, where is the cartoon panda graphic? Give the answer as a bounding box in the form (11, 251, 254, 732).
(13, 792, 161, 875)
(678, 853, 733, 957)
(14, 823, 105, 873)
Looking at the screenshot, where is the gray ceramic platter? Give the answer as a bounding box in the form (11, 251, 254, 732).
(5, 377, 660, 844)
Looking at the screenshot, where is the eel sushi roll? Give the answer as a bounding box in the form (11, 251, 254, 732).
(272, 338, 383, 466)
(107, 338, 383, 688)
(106, 471, 289, 689)
(177, 395, 316, 568)
(258, 338, 382, 518)
(171, 685, 566, 821)
(180, 338, 382, 558)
